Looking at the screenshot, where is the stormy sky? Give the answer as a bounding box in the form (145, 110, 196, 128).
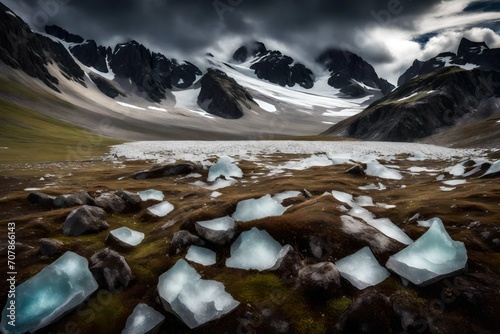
(3, 0, 500, 83)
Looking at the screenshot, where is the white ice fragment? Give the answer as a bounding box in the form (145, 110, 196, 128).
(443, 179, 467, 186)
(358, 183, 378, 190)
(447, 163, 465, 176)
(272, 191, 302, 204)
(407, 151, 428, 161)
(417, 217, 441, 228)
(0, 252, 98, 334)
(211, 191, 222, 198)
(122, 304, 165, 334)
(254, 99, 277, 112)
(186, 246, 216, 266)
(147, 201, 174, 217)
(436, 174, 445, 181)
(207, 156, 243, 182)
(335, 247, 390, 290)
(386, 218, 467, 286)
(138, 189, 164, 201)
(365, 161, 403, 180)
(183, 173, 202, 179)
(482, 160, 500, 178)
(195, 216, 236, 245)
(158, 260, 239, 329)
(109, 227, 145, 247)
(280, 155, 333, 170)
(440, 186, 456, 192)
(232, 195, 288, 222)
(226, 227, 287, 271)
(355, 196, 374, 207)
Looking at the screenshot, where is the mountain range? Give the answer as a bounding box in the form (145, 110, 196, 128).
(0, 2, 499, 147)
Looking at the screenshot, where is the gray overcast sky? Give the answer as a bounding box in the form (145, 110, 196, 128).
(3, 0, 500, 83)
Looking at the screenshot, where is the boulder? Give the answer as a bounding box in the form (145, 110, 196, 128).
(54, 190, 94, 208)
(195, 216, 237, 245)
(94, 192, 126, 214)
(27, 192, 55, 207)
(62, 205, 109, 236)
(129, 162, 202, 180)
(169, 230, 205, 255)
(39, 238, 64, 257)
(115, 190, 143, 213)
(299, 262, 341, 298)
(89, 248, 134, 291)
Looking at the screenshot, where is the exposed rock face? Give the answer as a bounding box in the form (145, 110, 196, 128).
(70, 40, 110, 73)
(88, 72, 125, 98)
(198, 68, 257, 119)
(317, 48, 394, 96)
(62, 205, 109, 236)
(323, 67, 500, 142)
(232, 41, 267, 63)
(89, 248, 134, 291)
(45, 25, 84, 44)
(398, 38, 500, 85)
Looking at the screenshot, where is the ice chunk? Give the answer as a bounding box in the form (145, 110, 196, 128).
(335, 247, 390, 290)
(407, 151, 428, 161)
(355, 196, 374, 207)
(0, 252, 98, 334)
(207, 156, 243, 182)
(232, 195, 288, 222)
(386, 218, 467, 286)
(365, 161, 403, 180)
(147, 201, 174, 217)
(109, 227, 145, 247)
(280, 155, 333, 170)
(443, 180, 467, 186)
(272, 190, 302, 204)
(440, 186, 456, 192)
(332, 190, 413, 245)
(211, 191, 222, 198)
(186, 246, 216, 266)
(138, 189, 164, 201)
(226, 227, 287, 271)
(158, 260, 239, 329)
(482, 160, 500, 178)
(122, 303, 165, 334)
(417, 217, 441, 228)
(195, 216, 237, 245)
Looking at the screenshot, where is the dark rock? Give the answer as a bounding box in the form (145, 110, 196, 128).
(317, 48, 394, 96)
(45, 25, 84, 44)
(89, 248, 134, 291)
(130, 162, 203, 179)
(54, 190, 94, 208)
(299, 262, 341, 299)
(340, 81, 367, 97)
(39, 238, 64, 256)
(271, 245, 303, 281)
(27, 192, 55, 207)
(195, 217, 236, 245)
(115, 190, 142, 213)
(70, 40, 109, 73)
(94, 192, 127, 214)
(302, 189, 313, 199)
(169, 60, 202, 89)
(335, 289, 392, 333)
(88, 72, 126, 98)
(345, 164, 365, 176)
(198, 68, 257, 119)
(391, 290, 429, 334)
(323, 67, 500, 142)
(62, 205, 109, 236)
(169, 230, 205, 255)
(232, 41, 267, 63)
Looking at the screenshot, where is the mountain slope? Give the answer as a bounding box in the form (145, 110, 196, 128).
(322, 67, 500, 144)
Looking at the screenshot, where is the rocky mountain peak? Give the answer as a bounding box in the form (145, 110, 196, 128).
(45, 25, 84, 44)
(232, 41, 267, 63)
(457, 37, 489, 58)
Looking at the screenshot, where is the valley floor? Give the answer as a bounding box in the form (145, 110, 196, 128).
(0, 141, 499, 333)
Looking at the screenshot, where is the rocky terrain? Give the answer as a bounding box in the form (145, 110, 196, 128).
(0, 141, 499, 333)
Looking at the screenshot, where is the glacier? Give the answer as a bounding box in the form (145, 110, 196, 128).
(232, 194, 288, 222)
(108, 227, 145, 247)
(335, 247, 390, 290)
(157, 259, 239, 329)
(0, 252, 98, 334)
(226, 227, 288, 271)
(122, 303, 165, 334)
(386, 218, 468, 286)
(207, 156, 243, 182)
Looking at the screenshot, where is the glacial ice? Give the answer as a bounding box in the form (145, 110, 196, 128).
(358, 182, 386, 191)
(417, 217, 441, 228)
(226, 227, 287, 271)
(0, 252, 98, 334)
(443, 179, 467, 186)
(109, 227, 145, 247)
(386, 218, 467, 286)
(279, 155, 333, 170)
(365, 160, 403, 180)
(195, 216, 237, 245)
(272, 190, 302, 204)
(232, 194, 288, 222)
(122, 303, 165, 334)
(207, 156, 243, 182)
(186, 246, 217, 266)
(138, 189, 164, 201)
(335, 247, 390, 290)
(157, 260, 239, 329)
(332, 190, 413, 245)
(482, 160, 500, 178)
(147, 201, 174, 217)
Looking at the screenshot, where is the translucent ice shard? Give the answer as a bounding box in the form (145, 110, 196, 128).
(108, 227, 145, 247)
(207, 156, 243, 182)
(0, 252, 98, 334)
(122, 303, 165, 334)
(186, 246, 216, 266)
(226, 227, 288, 271)
(232, 195, 288, 222)
(272, 191, 302, 204)
(195, 216, 236, 245)
(147, 201, 174, 217)
(386, 218, 467, 286)
(138, 189, 164, 201)
(157, 260, 239, 329)
(335, 247, 390, 290)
